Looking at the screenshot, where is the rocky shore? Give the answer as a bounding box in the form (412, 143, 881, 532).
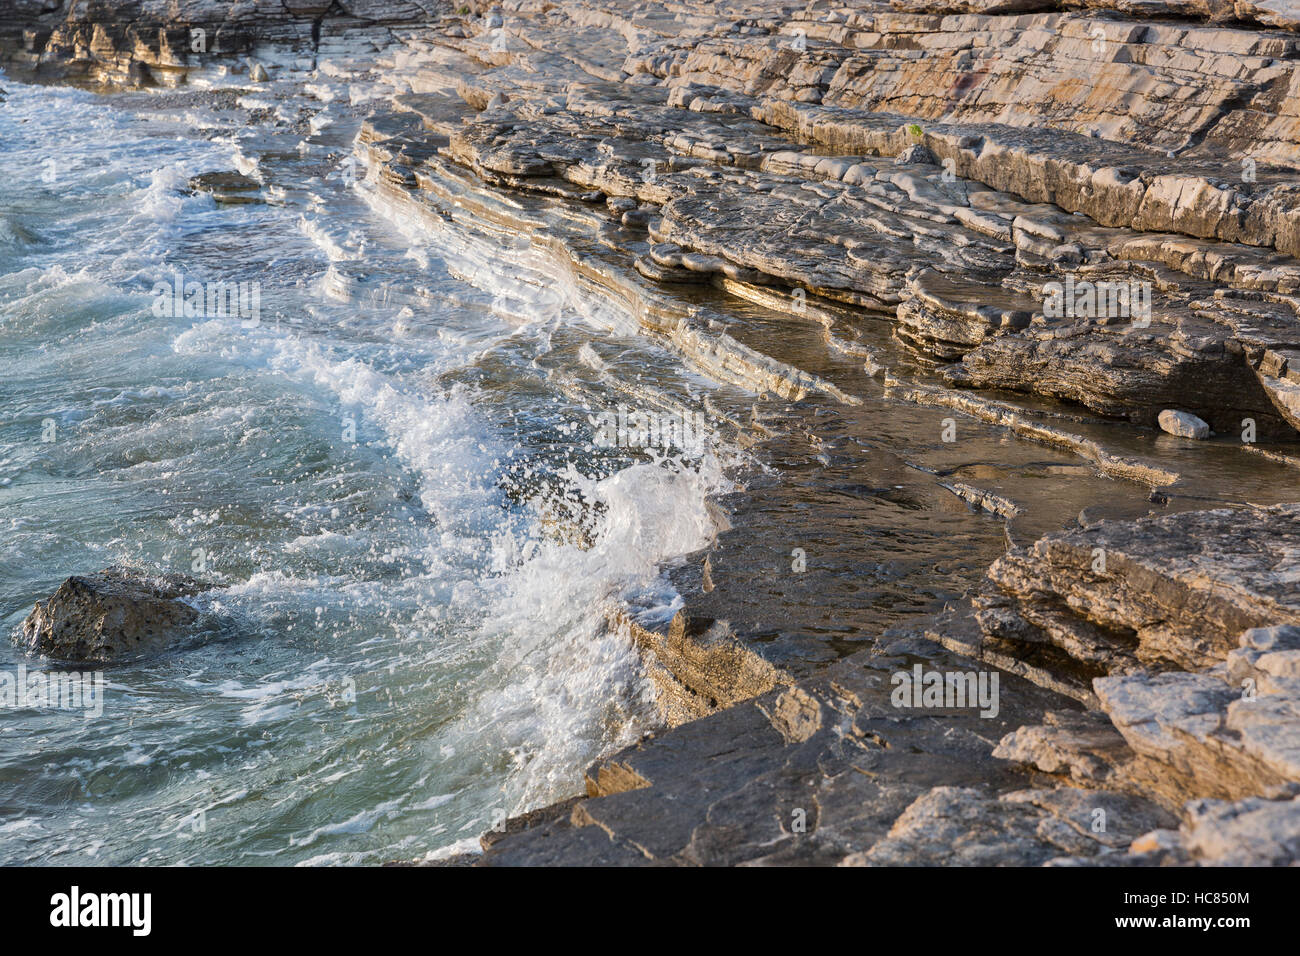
(6, 0, 1300, 865)
(461, 506, 1300, 866)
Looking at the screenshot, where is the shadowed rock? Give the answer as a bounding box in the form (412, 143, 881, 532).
(19, 567, 213, 665)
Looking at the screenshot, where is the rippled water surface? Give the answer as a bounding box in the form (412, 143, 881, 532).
(0, 76, 735, 864)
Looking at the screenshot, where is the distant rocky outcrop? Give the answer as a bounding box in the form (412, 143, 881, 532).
(19, 567, 213, 664)
(0, 0, 444, 86)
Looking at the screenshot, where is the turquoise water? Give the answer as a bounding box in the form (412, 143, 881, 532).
(0, 76, 729, 864)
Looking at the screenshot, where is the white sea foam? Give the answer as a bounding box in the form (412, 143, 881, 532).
(0, 72, 736, 865)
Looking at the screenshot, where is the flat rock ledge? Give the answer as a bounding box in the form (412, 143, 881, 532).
(465, 505, 1300, 866)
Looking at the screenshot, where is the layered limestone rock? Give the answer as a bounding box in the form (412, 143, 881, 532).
(12, 1, 1300, 436)
(342, 0, 1300, 439)
(614, 611, 788, 727)
(462, 635, 1205, 866)
(843, 786, 1172, 866)
(292, 0, 1300, 864)
(466, 640, 1176, 866)
(969, 510, 1300, 858)
(377, 91, 1300, 432)
(1154, 792, 1300, 866)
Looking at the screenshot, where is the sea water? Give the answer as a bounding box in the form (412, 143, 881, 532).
(0, 75, 730, 864)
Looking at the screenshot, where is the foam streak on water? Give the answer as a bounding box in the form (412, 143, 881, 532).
(0, 76, 732, 864)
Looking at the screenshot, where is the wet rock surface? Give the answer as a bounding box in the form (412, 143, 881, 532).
(189, 170, 264, 203)
(18, 567, 213, 664)
(615, 611, 787, 727)
(471, 520, 1300, 865)
(467, 637, 1191, 866)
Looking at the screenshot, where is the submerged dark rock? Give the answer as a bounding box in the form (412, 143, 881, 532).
(189, 170, 263, 204)
(19, 567, 212, 665)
